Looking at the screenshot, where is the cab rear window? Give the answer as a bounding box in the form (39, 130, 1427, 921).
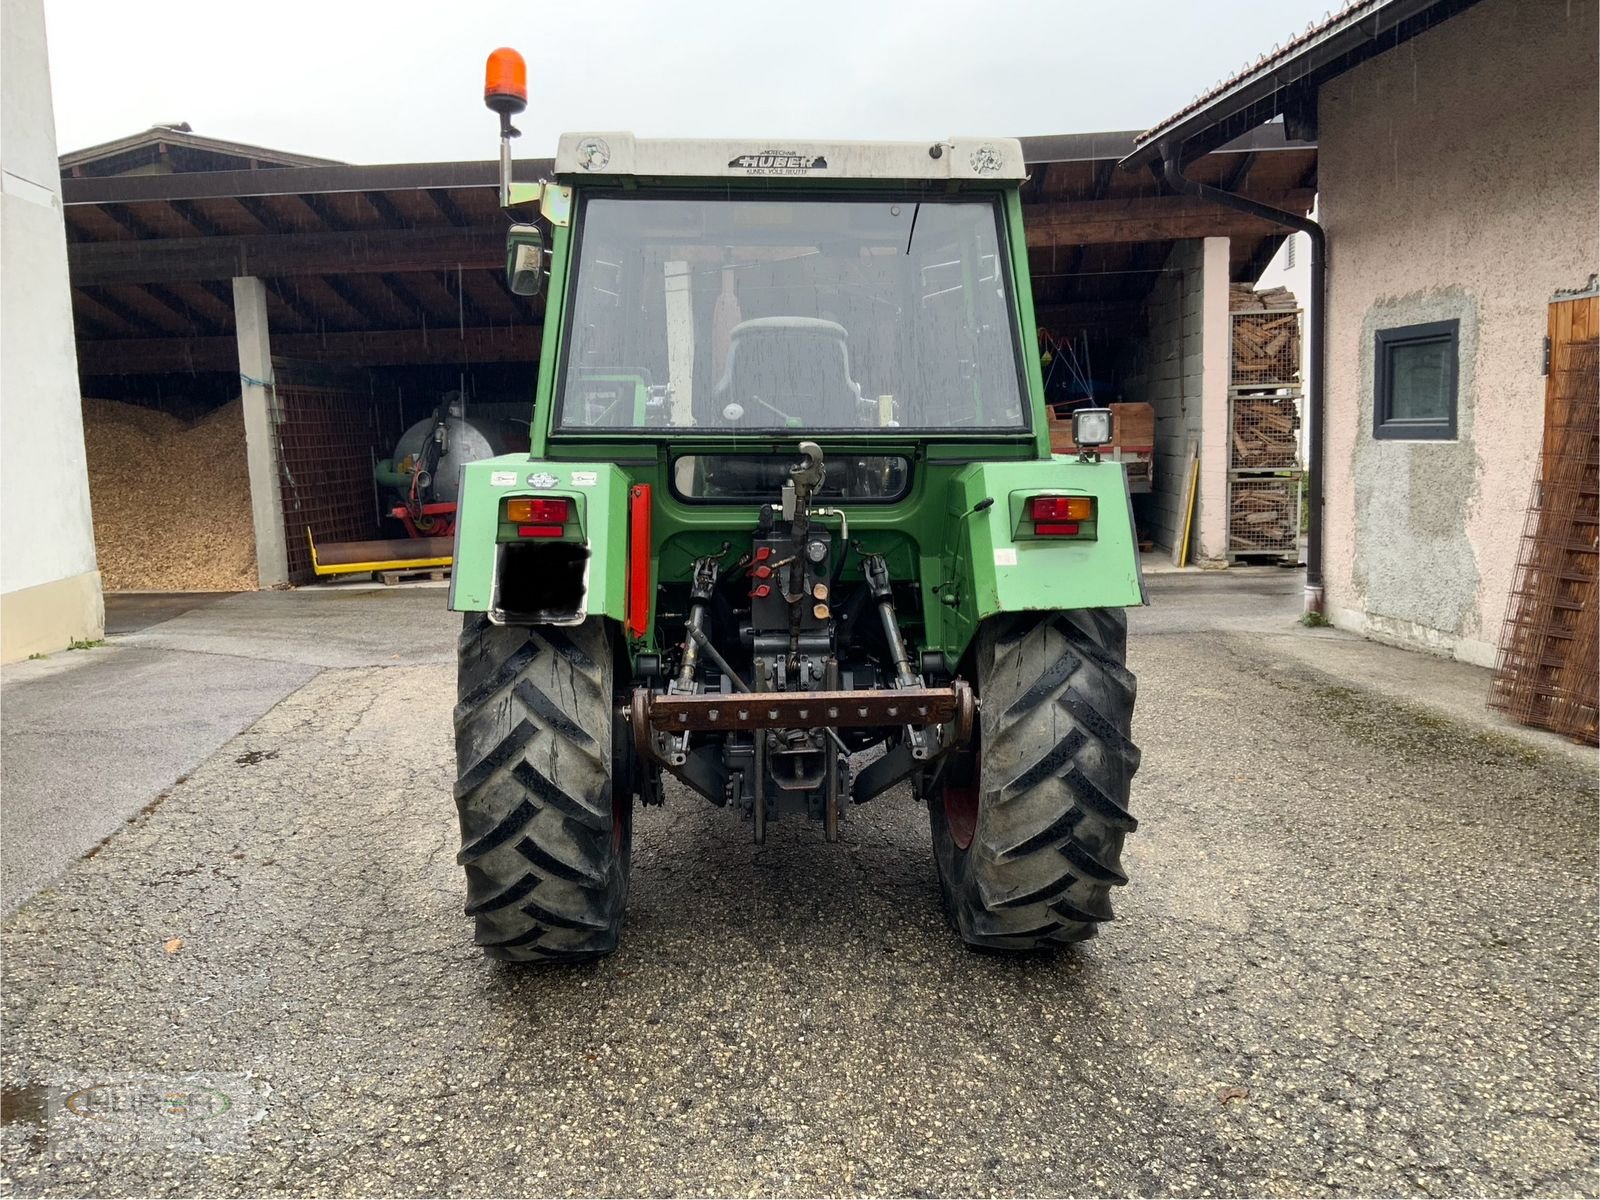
(671, 455, 910, 503)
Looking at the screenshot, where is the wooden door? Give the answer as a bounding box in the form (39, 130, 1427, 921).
(1543, 292, 1598, 459)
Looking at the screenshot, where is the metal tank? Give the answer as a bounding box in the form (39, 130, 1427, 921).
(394, 418, 492, 505)
(388, 393, 522, 506)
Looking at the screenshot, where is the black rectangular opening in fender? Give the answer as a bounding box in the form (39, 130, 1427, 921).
(492, 542, 590, 625)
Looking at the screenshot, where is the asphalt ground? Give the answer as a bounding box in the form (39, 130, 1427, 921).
(1, 575, 1595, 1197)
(0, 588, 452, 914)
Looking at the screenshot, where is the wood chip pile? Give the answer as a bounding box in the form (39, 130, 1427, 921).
(1229, 479, 1299, 554)
(82, 398, 258, 592)
(1230, 284, 1301, 385)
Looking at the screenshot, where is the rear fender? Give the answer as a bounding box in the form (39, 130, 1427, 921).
(934, 456, 1145, 662)
(449, 457, 631, 625)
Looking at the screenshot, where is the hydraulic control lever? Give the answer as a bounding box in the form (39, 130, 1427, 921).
(788, 441, 826, 511)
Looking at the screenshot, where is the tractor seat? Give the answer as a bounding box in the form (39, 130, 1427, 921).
(705, 318, 864, 428)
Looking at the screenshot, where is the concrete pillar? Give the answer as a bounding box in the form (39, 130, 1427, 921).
(233, 277, 289, 587)
(1194, 236, 1232, 561)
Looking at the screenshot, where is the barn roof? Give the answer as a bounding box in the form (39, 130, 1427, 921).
(1120, 0, 1482, 171)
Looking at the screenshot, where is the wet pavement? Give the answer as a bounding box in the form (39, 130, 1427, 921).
(1, 575, 1594, 1197)
(102, 593, 232, 636)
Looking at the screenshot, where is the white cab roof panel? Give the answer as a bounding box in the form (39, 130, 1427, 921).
(554, 133, 1026, 183)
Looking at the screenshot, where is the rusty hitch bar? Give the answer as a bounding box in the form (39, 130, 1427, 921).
(627, 681, 976, 812)
(633, 682, 975, 738)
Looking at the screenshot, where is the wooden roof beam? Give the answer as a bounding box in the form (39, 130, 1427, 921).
(459, 268, 524, 322)
(72, 288, 147, 337)
(1088, 160, 1116, 201)
(235, 194, 291, 234)
(1222, 151, 1257, 193)
(77, 325, 542, 374)
(317, 274, 389, 328)
(98, 202, 162, 240)
(295, 193, 347, 234)
(262, 277, 325, 330)
(141, 281, 230, 335)
(74, 286, 172, 337)
(378, 272, 446, 327)
(275, 199, 395, 328)
(68, 225, 504, 287)
(67, 303, 118, 340)
(436, 268, 497, 330)
(169, 199, 226, 238)
(1024, 191, 1313, 248)
(363, 190, 410, 227)
(425, 188, 470, 227)
(197, 279, 237, 311)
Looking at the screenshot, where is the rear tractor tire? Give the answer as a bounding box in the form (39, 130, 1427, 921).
(453, 615, 631, 962)
(931, 609, 1140, 950)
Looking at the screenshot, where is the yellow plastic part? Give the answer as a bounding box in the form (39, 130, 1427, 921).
(306, 529, 453, 577)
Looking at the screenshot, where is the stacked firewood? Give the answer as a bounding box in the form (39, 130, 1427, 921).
(1229, 482, 1299, 553)
(1231, 396, 1300, 469)
(1230, 284, 1301, 384)
(1230, 283, 1296, 311)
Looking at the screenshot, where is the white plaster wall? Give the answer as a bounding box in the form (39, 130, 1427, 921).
(1318, 0, 1599, 665)
(1123, 240, 1208, 552)
(0, 0, 100, 600)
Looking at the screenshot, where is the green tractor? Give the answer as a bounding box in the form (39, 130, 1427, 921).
(450, 49, 1144, 961)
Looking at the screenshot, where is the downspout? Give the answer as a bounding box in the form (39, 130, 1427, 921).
(1156, 139, 1327, 616)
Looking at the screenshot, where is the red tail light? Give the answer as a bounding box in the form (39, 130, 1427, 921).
(1030, 495, 1091, 537)
(506, 497, 570, 524)
(1030, 496, 1092, 522)
(627, 484, 653, 639)
(515, 524, 564, 539)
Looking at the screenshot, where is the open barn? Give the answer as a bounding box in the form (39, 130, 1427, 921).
(59, 124, 1313, 587)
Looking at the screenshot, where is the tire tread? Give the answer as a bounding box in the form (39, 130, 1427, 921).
(932, 609, 1140, 950)
(453, 615, 629, 962)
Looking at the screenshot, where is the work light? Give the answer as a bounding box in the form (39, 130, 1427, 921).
(1072, 407, 1113, 448)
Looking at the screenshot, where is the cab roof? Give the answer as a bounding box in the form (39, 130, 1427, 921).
(553, 133, 1027, 184)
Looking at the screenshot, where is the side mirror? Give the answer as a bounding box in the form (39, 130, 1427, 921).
(506, 224, 544, 297)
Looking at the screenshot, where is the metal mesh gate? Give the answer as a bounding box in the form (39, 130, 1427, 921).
(1491, 328, 1598, 744)
(271, 360, 387, 583)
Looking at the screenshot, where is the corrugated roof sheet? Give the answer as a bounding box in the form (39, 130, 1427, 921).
(1134, 0, 1380, 147)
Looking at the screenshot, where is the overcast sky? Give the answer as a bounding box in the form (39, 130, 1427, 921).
(44, 0, 1333, 163)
